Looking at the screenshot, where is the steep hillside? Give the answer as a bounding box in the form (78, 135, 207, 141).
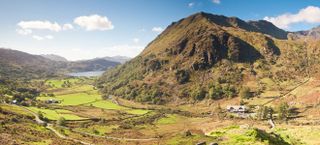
(98, 12, 316, 104)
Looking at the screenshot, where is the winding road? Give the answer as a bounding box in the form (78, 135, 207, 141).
(18, 105, 93, 145)
(16, 105, 158, 144)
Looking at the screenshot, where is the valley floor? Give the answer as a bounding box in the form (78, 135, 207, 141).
(1, 77, 320, 145)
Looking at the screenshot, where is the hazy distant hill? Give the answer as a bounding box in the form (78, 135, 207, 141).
(41, 54, 68, 62)
(98, 12, 320, 104)
(289, 25, 320, 40)
(103, 56, 131, 64)
(68, 58, 120, 72)
(0, 48, 120, 79)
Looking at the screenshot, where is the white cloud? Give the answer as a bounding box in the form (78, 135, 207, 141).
(32, 35, 54, 40)
(188, 2, 195, 7)
(16, 29, 32, 35)
(212, 0, 220, 4)
(152, 27, 164, 33)
(133, 38, 140, 43)
(264, 6, 320, 29)
(74, 14, 114, 31)
(17, 20, 62, 32)
(45, 35, 54, 39)
(62, 23, 73, 30)
(32, 35, 44, 41)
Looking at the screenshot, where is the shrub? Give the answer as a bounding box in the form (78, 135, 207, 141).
(192, 87, 206, 101)
(175, 69, 190, 84)
(276, 102, 290, 120)
(56, 117, 66, 126)
(239, 87, 251, 99)
(209, 84, 223, 100)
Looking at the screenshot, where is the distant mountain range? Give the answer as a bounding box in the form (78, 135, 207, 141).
(97, 12, 320, 104)
(289, 25, 320, 40)
(0, 48, 120, 79)
(102, 56, 131, 64)
(41, 54, 131, 64)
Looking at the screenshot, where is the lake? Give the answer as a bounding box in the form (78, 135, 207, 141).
(67, 71, 105, 77)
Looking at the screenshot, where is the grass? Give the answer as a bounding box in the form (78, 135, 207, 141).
(0, 104, 33, 117)
(37, 97, 62, 101)
(46, 78, 80, 88)
(56, 93, 101, 106)
(207, 125, 293, 145)
(125, 109, 150, 115)
(156, 114, 178, 125)
(274, 126, 320, 145)
(87, 100, 126, 110)
(87, 100, 150, 115)
(75, 125, 119, 135)
(30, 140, 52, 145)
(27, 107, 86, 120)
(166, 134, 216, 145)
(52, 85, 96, 96)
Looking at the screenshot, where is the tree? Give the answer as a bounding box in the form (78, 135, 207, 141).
(239, 87, 251, 99)
(256, 105, 269, 120)
(276, 102, 290, 120)
(214, 104, 225, 119)
(175, 70, 190, 84)
(38, 111, 44, 120)
(56, 117, 66, 126)
(192, 87, 206, 101)
(209, 84, 223, 100)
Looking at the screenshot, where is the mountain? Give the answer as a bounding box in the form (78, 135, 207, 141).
(0, 48, 120, 79)
(289, 25, 320, 40)
(0, 48, 65, 79)
(41, 54, 68, 62)
(103, 56, 131, 64)
(68, 58, 120, 72)
(97, 12, 318, 104)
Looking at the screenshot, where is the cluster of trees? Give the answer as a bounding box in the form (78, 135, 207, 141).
(187, 83, 238, 101)
(0, 79, 40, 105)
(61, 80, 71, 88)
(256, 102, 293, 121)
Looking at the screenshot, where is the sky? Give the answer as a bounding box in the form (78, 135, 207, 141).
(0, 0, 320, 60)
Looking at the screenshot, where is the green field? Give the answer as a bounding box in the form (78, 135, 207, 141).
(41, 78, 150, 117)
(75, 125, 119, 135)
(28, 107, 86, 120)
(46, 78, 81, 88)
(87, 100, 150, 115)
(156, 114, 178, 125)
(87, 100, 126, 110)
(56, 93, 101, 106)
(125, 109, 150, 115)
(0, 104, 33, 117)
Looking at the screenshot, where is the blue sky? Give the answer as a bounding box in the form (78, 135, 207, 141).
(0, 0, 320, 60)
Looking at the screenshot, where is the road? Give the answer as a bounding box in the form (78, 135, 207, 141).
(17, 104, 158, 144)
(18, 105, 94, 145)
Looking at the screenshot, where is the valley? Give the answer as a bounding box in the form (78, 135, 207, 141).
(1, 2, 320, 144)
(2, 74, 320, 144)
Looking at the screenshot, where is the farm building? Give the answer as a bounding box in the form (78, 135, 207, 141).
(226, 105, 247, 113)
(45, 99, 60, 104)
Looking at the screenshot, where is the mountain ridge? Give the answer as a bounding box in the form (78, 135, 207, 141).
(98, 12, 318, 104)
(0, 48, 120, 79)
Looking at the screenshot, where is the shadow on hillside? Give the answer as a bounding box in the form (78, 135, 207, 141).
(236, 37, 263, 63)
